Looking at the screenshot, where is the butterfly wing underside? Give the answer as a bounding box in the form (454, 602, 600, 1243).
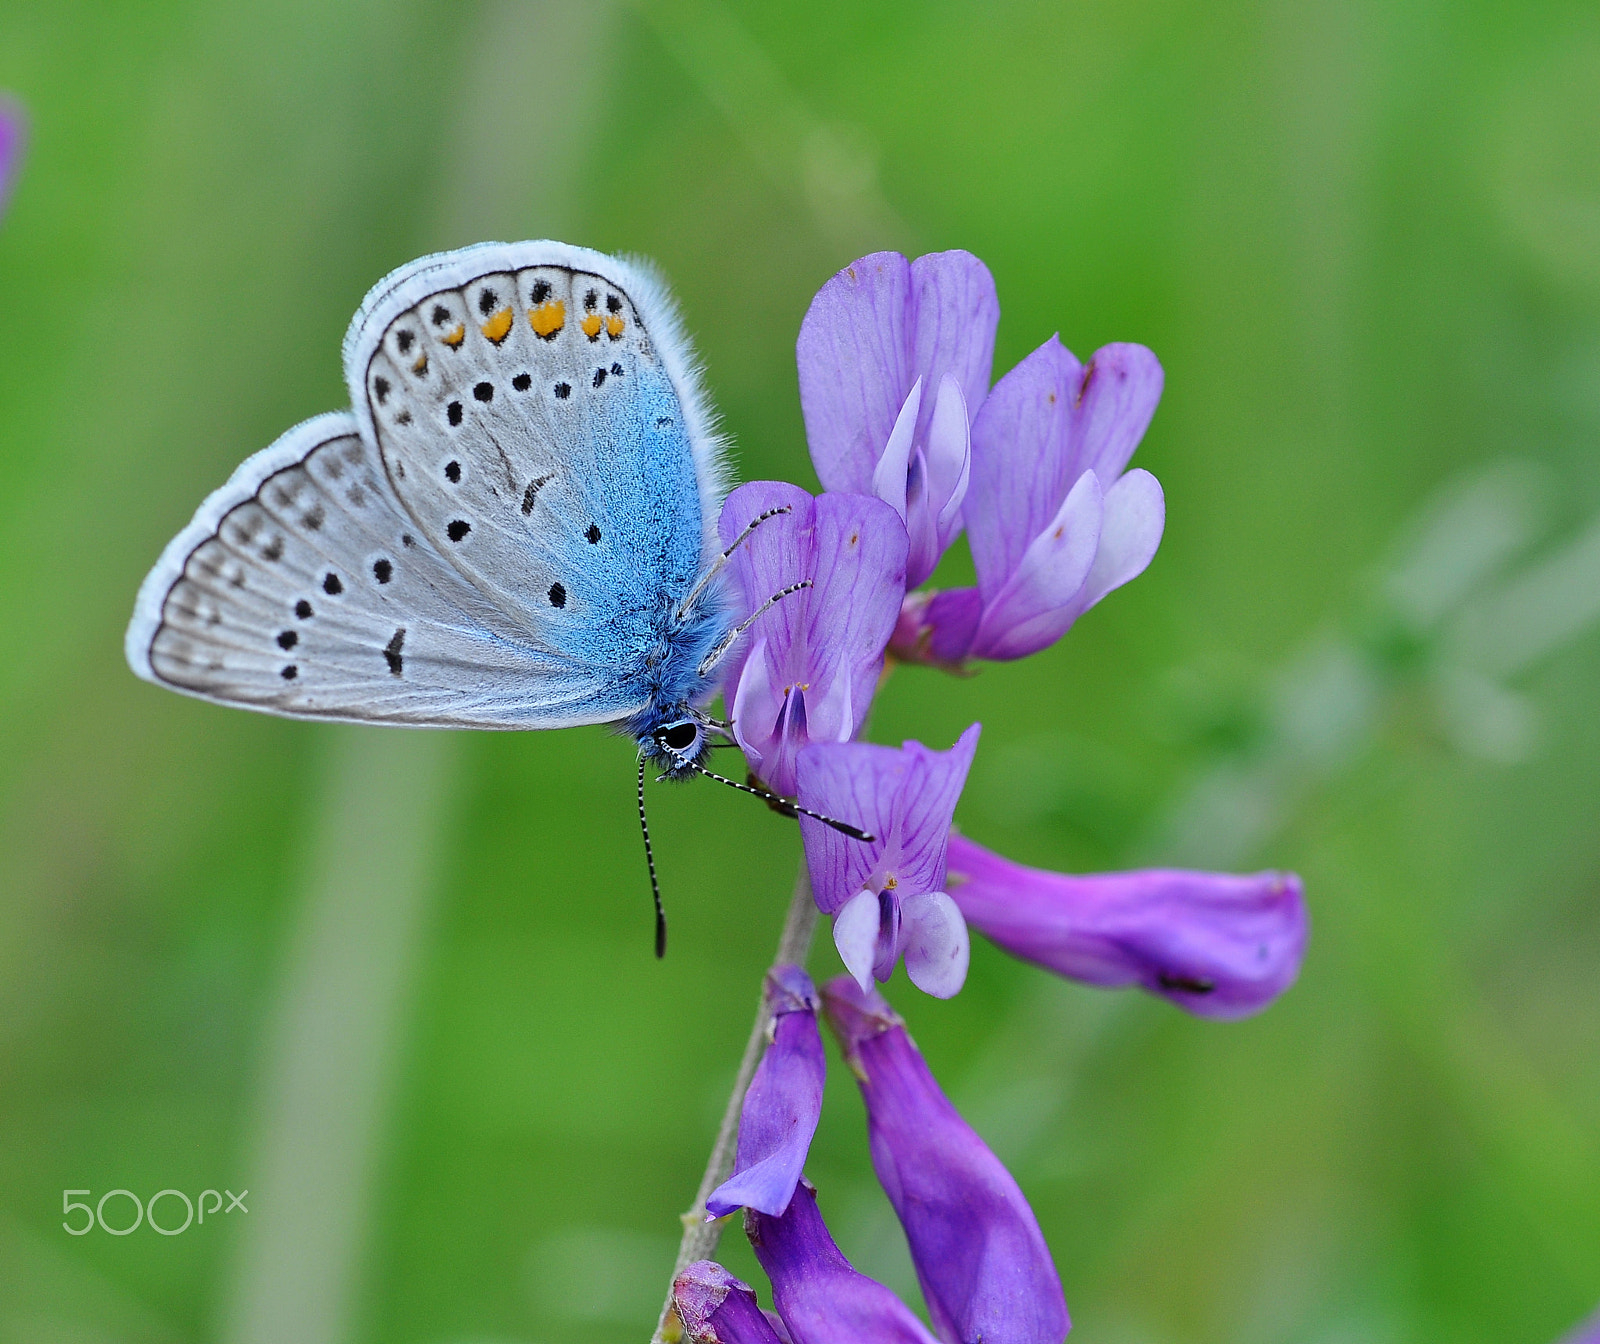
(127, 242, 727, 728)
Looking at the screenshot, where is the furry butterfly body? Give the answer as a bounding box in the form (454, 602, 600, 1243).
(126, 242, 733, 772)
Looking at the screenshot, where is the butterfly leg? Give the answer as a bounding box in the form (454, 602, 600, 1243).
(696, 580, 812, 676)
(674, 505, 794, 620)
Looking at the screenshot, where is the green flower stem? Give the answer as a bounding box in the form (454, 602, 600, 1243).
(650, 861, 818, 1342)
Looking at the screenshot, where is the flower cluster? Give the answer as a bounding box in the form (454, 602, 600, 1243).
(683, 249, 1310, 1340)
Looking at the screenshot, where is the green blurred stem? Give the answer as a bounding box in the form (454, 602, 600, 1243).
(651, 861, 818, 1343)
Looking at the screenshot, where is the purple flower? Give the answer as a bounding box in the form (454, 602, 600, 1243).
(797, 250, 998, 587)
(706, 965, 826, 1219)
(895, 338, 1165, 664)
(674, 1261, 789, 1344)
(745, 1179, 940, 1344)
(821, 978, 1069, 1344)
(945, 834, 1307, 1020)
(721, 482, 908, 797)
(796, 726, 980, 999)
(0, 97, 26, 221)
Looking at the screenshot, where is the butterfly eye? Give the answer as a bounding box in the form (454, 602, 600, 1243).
(658, 722, 698, 753)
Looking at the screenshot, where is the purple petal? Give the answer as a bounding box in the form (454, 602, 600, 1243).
(674, 1261, 788, 1344)
(707, 966, 826, 1219)
(796, 725, 981, 917)
(1071, 343, 1164, 484)
(1555, 1304, 1600, 1344)
(966, 337, 1163, 615)
(908, 250, 1000, 442)
(888, 587, 984, 667)
(797, 252, 914, 496)
(946, 834, 1308, 1019)
(966, 335, 1080, 597)
(970, 470, 1103, 661)
(821, 979, 1070, 1344)
(0, 98, 25, 220)
(720, 484, 908, 795)
(745, 1180, 940, 1344)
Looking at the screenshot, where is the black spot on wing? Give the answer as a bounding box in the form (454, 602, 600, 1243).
(606, 293, 622, 313)
(277, 630, 298, 650)
(397, 329, 414, 353)
(473, 381, 493, 402)
(585, 523, 601, 544)
(373, 558, 393, 584)
(592, 367, 607, 388)
(295, 599, 313, 619)
(512, 372, 531, 391)
(445, 460, 461, 483)
(531, 279, 551, 304)
(262, 536, 284, 562)
(281, 665, 298, 680)
(522, 473, 553, 516)
(302, 505, 324, 532)
(447, 520, 471, 542)
(447, 401, 463, 426)
(548, 582, 567, 608)
(554, 382, 571, 399)
(477, 288, 498, 315)
(384, 627, 405, 676)
(373, 376, 390, 404)
(324, 572, 343, 595)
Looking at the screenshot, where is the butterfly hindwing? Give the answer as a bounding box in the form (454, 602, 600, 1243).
(126, 413, 630, 727)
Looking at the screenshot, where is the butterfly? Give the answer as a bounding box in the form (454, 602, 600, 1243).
(125, 241, 864, 952)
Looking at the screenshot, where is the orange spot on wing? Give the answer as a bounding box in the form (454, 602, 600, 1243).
(605, 315, 625, 339)
(441, 323, 465, 348)
(480, 307, 514, 344)
(413, 353, 427, 374)
(529, 299, 565, 338)
(580, 312, 603, 340)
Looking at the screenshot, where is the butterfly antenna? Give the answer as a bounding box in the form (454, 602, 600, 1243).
(684, 759, 875, 842)
(637, 757, 667, 958)
(697, 580, 813, 677)
(674, 505, 793, 621)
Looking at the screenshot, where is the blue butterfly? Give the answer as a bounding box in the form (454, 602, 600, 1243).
(126, 242, 862, 950)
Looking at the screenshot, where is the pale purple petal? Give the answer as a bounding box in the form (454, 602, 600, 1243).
(797, 252, 914, 496)
(832, 889, 880, 993)
(720, 484, 908, 795)
(946, 834, 1308, 1019)
(796, 726, 980, 917)
(674, 1261, 788, 1344)
(821, 980, 1069, 1344)
(900, 892, 970, 998)
(970, 470, 1103, 661)
(927, 374, 972, 539)
(1076, 467, 1165, 610)
(707, 966, 826, 1219)
(745, 1180, 940, 1344)
(0, 98, 25, 221)
(872, 380, 921, 522)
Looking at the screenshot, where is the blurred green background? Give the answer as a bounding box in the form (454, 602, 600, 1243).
(3, 1, 1599, 1340)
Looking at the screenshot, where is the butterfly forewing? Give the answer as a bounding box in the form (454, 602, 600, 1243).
(358, 262, 706, 679)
